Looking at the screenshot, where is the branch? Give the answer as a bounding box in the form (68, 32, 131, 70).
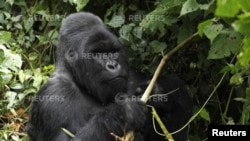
(141, 32, 198, 101)
(117, 32, 199, 141)
(111, 131, 134, 141)
(151, 106, 174, 141)
(62, 128, 75, 138)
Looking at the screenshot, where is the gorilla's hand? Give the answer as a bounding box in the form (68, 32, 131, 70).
(115, 93, 148, 130)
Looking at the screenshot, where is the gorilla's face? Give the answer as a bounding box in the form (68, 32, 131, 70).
(57, 13, 128, 103)
(79, 28, 129, 103)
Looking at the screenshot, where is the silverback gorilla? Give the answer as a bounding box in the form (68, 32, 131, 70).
(27, 12, 192, 141)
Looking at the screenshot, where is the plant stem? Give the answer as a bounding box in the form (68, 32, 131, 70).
(141, 32, 198, 102)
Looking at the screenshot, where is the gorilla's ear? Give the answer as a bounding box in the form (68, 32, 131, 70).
(65, 48, 78, 62)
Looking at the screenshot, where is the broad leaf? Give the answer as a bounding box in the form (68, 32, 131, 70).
(215, 0, 239, 17)
(199, 108, 210, 122)
(0, 31, 11, 44)
(0, 44, 22, 71)
(74, 0, 89, 12)
(149, 40, 167, 53)
(238, 37, 250, 68)
(119, 25, 133, 42)
(18, 70, 25, 84)
(208, 30, 243, 59)
(5, 91, 17, 109)
(230, 73, 244, 85)
(107, 15, 125, 28)
(198, 19, 213, 36)
(10, 83, 23, 90)
(133, 27, 142, 39)
(204, 24, 223, 43)
(178, 23, 193, 43)
(180, 0, 200, 16)
(232, 14, 250, 35)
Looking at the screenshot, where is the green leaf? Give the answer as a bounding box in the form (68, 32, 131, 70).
(4, 12, 11, 19)
(5, 91, 17, 109)
(226, 117, 235, 125)
(11, 15, 22, 22)
(199, 108, 210, 122)
(74, 0, 89, 12)
(33, 68, 43, 89)
(0, 44, 22, 71)
(14, 23, 23, 29)
(107, 15, 125, 28)
(140, 8, 168, 33)
(220, 63, 234, 73)
(208, 30, 243, 59)
(6, 0, 14, 5)
(232, 14, 250, 35)
(215, 0, 240, 17)
(198, 19, 213, 36)
(133, 27, 142, 39)
(180, 0, 200, 16)
(238, 37, 250, 68)
(1, 73, 13, 84)
(230, 73, 244, 85)
(149, 40, 167, 53)
(119, 25, 133, 41)
(24, 17, 34, 31)
(238, 0, 250, 11)
(23, 88, 37, 95)
(0, 31, 11, 44)
(199, 0, 215, 10)
(36, 10, 48, 18)
(11, 134, 19, 141)
(18, 70, 25, 84)
(0, 75, 2, 86)
(10, 83, 23, 90)
(33, 75, 43, 89)
(128, 3, 137, 11)
(234, 97, 247, 102)
(177, 23, 193, 43)
(44, 65, 55, 75)
(0, 49, 4, 63)
(204, 24, 223, 43)
(160, 0, 186, 8)
(29, 52, 38, 61)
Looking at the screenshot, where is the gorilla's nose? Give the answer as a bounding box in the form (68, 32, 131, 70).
(106, 61, 121, 72)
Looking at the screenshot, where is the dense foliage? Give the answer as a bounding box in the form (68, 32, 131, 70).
(0, 0, 249, 140)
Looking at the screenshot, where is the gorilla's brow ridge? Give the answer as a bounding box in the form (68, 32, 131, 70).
(86, 31, 120, 52)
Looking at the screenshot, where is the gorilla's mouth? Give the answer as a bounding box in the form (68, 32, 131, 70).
(108, 76, 127, 82)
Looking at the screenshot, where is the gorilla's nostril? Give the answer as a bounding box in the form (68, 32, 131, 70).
(106, 61, 120, 71)
(107, 64, 115, 70)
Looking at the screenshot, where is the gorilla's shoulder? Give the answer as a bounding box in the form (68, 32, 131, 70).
(37, 75, 79, 97)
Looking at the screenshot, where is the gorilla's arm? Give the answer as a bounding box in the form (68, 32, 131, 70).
(28, 76, 146, 141)
(74, 99, 146, 141)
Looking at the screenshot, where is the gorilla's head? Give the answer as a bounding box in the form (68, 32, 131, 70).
(56, 12, 128, 103)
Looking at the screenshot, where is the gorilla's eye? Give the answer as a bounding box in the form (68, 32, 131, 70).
(110, 49, 118, 53)
(68, 49, 74, 58)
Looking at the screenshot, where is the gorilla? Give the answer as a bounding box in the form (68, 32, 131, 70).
(27, 12, 147, 141)
(27, 12, 192, 141)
